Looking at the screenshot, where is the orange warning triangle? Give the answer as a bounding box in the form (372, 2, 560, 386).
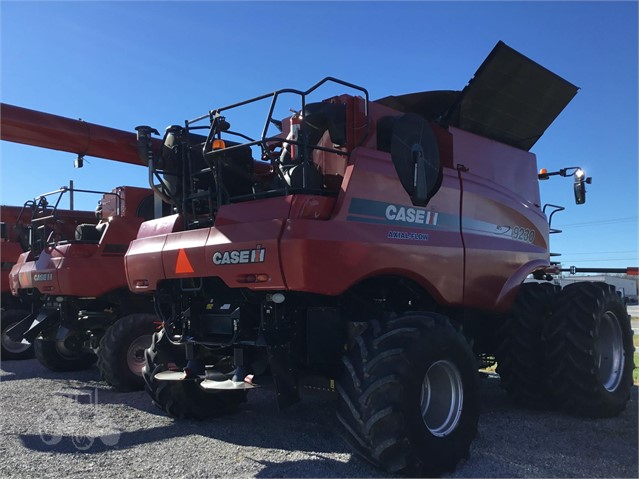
(175, 249, 194, 274)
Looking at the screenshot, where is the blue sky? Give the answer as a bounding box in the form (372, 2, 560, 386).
(1, 1, 637, 270)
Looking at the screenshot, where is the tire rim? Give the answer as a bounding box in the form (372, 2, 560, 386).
(56, 340, 84, 359)
(597, 310, 625, 392)
(420, 359, 464, 437)
(1, 330, 31, 354)
(127, 335, 152, 377)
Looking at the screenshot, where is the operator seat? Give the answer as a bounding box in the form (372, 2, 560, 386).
(74, 222, 107, 243)
(279, 102, 347, 190)
(191, 141, 255, 199)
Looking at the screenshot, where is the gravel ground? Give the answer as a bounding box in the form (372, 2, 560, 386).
(0, 359, 637, 478)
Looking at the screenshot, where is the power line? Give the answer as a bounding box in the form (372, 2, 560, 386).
(556, 217, 638, 229)
(558, 250, 638, 256)
(558, 256, 637, 263)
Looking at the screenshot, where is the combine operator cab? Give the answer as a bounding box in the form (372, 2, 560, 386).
(9, 185, 153, 301)
(136, 77, 369, 230)
(13, 186, 100, 259)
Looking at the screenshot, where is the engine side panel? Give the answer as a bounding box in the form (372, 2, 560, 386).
(281, 148, 465, 304)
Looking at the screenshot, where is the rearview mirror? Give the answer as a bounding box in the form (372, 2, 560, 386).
(573, 169, 591, 205)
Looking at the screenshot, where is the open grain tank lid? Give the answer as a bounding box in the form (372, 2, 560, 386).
(376, 41, 579, 151)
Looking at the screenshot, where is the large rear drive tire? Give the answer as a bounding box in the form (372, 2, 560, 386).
(1, 309, 34, 360)
(98, 314, 158, 392)
(34, 336, 97, 372)
(494, 282, 559, 408)
(142, 330, 247, 419)
(336, 312, 480, 476)
(544, 282, 634, 417)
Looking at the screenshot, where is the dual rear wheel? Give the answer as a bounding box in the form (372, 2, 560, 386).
(545, 282, 634, 417)
(496, 281, 633, 417)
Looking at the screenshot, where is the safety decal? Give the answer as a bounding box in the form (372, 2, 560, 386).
(175, 248, 195, 274)
(213, 245, 265, 265)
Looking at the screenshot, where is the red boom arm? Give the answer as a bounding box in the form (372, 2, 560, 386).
(0, 102, 159, 166)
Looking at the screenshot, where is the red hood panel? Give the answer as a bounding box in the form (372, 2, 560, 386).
(126, 220, 287, 292)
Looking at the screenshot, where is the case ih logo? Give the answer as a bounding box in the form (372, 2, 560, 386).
(212, 245, 265, 265)
(347, 198, 444, 229)
(33, 273, 53, 281)
(385, 204, 438, 226)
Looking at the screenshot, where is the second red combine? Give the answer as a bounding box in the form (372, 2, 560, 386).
(5, 185, 159, 390)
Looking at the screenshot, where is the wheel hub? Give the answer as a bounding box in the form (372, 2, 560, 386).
(127, 335, 152, 377)
(56, 338, 84, 359)
(420, 359, 464, 437)
(597, 311, 625, 392)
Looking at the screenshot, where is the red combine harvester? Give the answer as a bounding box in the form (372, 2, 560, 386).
(123, 41, 633, 475)
(1, 108, 162, 391)
(4, 185, 160, 390)
(1, 203, 96, 359)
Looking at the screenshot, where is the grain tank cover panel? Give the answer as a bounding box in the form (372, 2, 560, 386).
(446, 41, 579, 151)
(375, 91, 460, 121)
